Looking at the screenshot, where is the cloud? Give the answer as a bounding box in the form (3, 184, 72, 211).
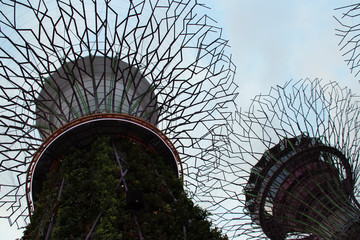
(208, 0, 360, 110)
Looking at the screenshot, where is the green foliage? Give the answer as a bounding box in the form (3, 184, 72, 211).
(23, 136, 227, 240)
(22, 169, 62, 239)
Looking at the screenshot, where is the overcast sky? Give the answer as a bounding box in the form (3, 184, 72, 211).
(2, 1, 360, 239)
(207, 0, 360, 111)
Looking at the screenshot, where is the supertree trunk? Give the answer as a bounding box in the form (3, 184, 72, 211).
(0, 0, 238, 238)
(232, 79, 360, 239)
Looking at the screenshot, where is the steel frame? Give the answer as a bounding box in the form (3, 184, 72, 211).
(334, 2, 360, 81)
(0, 0, 238, 237)
(232, 79, 360, 239)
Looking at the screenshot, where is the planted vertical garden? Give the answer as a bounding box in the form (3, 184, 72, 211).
(22, 136, 227, 239)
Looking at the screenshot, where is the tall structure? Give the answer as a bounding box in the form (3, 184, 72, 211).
(232, 79, 360, 239)
(334, 2, 360, 81)
(0, 0, 239, 238)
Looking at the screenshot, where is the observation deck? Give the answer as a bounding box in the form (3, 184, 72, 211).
(245, 136, 360, 239)
(27, 113, 182, 213)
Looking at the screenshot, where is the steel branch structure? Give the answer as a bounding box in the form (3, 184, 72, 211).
(0, 0, 239, 238)
(334, 2, 360, 81)
(233, 79, 360, 239)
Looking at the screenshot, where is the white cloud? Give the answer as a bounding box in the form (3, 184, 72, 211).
(208, 0, 360, 110)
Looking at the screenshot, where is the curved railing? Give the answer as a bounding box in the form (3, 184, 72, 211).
(26, 113, 182, 215)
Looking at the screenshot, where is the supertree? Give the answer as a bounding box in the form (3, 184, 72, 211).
(0, 0, 239, 239)
(334, 2, 360, 81)
(232, 79, 360, 239)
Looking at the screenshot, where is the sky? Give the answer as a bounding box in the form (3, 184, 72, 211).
(207, 0, 360, 110)
(2, 0, 360, 239)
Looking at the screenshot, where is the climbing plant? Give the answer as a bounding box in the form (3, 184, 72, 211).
(22, 136, 227, 240)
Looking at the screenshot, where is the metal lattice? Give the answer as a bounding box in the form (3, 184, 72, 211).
(231, 79, 360, 239)
(0, 0, 239, 238)
(334, 2, 360, 81)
